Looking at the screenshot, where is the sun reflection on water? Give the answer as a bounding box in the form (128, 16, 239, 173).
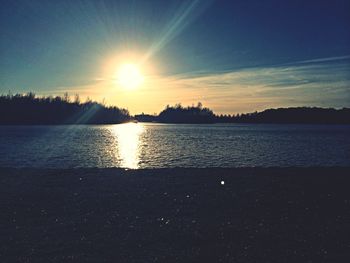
(112, 122, 144, 169)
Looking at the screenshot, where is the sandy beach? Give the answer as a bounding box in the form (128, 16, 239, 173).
(1, 167, 349, 262)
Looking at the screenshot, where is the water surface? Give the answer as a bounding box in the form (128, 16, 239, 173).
(0, 123, 349, 168)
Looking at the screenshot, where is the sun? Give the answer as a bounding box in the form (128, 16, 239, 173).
(117, 63, 144, 89)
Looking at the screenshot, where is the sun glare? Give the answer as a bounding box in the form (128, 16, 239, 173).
(112, 123, 144, 169)
(117, 63, 144, 89)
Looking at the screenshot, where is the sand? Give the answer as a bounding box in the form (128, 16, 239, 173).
(1, 167, 350, 262)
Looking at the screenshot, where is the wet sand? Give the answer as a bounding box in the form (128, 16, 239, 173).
(1, 167, 350, 262)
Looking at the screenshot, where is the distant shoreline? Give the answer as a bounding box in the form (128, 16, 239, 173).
(1, 121, 350, 126)
(1, 94, 349, 125)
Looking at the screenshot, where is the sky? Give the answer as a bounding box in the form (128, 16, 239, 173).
(1, 0, 350, 114)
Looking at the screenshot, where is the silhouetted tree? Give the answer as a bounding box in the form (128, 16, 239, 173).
(157, 103, 216, 123)
(63, 92, 70, 103)
(0, 93, 131, 124)
(74, 94, 80, 104)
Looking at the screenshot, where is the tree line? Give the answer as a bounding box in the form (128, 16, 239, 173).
(1, 92, 349, 124)
(136, 104, 350, 124)
(0, 92, 130, 124)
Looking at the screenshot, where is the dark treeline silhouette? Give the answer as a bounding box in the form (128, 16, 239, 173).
(134, 113, 157, 123)
(136, 103, 216, 123)
(1, 94, 349, 125)
(0, 93, 131, 124)
(136, 104, 350, 124)
(233, 107, 350, 124)
(158, 102, 216, 123)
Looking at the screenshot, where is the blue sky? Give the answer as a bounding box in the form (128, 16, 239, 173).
(1, 0, 349, 114)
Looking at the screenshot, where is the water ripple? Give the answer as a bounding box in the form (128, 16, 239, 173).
(0, 123, 349, 168)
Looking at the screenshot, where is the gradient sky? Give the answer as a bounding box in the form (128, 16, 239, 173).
(1, 0, 350, 114)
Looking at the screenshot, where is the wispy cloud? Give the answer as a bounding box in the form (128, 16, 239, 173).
(34, 55, 350, 114)
(281, 55, 350, 66)
(151, 55, 350, 113)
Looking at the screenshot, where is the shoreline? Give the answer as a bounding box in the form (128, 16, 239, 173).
(1, 167, 350, 262)
(2, 122, 350, 126)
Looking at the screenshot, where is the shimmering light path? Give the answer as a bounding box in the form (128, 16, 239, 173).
(112, 123, 144, 169)
(0, 124, 349, 169)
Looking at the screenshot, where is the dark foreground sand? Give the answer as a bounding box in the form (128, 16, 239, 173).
(0, 167, 350, 262)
